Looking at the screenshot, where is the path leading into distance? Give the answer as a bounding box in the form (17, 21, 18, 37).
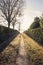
(16, 35, 28, 65)
(0, 33, 32, 65)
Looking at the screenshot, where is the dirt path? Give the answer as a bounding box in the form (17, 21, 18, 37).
(0, 34, 20, 65)
(16, 35, 28, 65)
(0, 34, 30, 65)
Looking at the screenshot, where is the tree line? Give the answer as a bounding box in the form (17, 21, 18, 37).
(0, 0, 24, 29)
(30, 14, 43, 29)
(25, 14, 43, 45)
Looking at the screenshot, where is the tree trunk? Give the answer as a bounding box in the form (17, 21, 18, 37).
(13, 25, 14, 29)
(13, 23, 15, 29)
(8, 22, 10, 28)
(13, 24, 15, 29)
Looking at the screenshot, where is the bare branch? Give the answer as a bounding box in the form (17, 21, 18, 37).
(1, 15, 7, 20)
(0, 0, 24, 28)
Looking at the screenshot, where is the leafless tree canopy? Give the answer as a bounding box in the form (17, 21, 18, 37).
(0, 0, 24, 28)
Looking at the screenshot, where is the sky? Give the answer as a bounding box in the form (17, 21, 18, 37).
(0, 0, 43, 32)
(20, 0, 43, 32)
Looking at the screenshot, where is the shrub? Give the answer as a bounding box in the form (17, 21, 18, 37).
(25, 28, 43, 45)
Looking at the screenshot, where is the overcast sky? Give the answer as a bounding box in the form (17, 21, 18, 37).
(20, 0, 43, 32)
(0, 0, 43, 32)
(27, 0, 43, 11)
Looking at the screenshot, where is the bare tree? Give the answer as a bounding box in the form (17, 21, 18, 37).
(12, 17, 17, 29)
(0, 0, 24, 28)
(12, 0, 24, 29)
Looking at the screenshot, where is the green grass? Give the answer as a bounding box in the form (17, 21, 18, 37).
(24, 28, 43, 45)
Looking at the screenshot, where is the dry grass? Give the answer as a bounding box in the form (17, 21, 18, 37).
(0, 34, 20, 65)
(22, 33, 43, 65)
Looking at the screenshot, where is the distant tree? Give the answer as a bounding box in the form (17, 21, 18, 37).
(40, 14, 43, 28)
(30, 17, 40, 29)
(0, 0, 24, 28)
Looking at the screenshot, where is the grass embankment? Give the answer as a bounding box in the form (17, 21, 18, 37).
(25, 28, 43, 45)
(0, 25, 19, 44)
(0, 35, 20, 65)
(0, 25, 20, 65)
(23, 34, 43, 65)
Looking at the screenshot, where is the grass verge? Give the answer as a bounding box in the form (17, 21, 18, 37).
(25, 41, 43, 65)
